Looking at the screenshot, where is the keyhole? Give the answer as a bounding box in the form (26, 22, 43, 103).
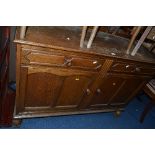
(75, 77, 80, 81)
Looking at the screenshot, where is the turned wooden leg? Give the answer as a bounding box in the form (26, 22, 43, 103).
(12, 119, 22, 127)
(140, 101, 154, 123)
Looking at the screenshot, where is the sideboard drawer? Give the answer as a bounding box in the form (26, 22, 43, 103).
(109, 61, 136, 73)
(135, 64, 155, 75)
(21, 51, 66, 66)
(21, 49, 103, 71)
(109, 61, 155, 75)
(64, 56, 103, 71)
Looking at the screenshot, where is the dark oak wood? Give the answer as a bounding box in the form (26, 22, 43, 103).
(16, 65, 96, 116)
(13, 27, 155, 121)
(20, 47, 104, 72)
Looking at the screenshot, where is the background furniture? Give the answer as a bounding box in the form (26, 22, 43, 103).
(80, 26, 155, 54)
(140, 79, 155, 123)
(14, 27, 155, 125)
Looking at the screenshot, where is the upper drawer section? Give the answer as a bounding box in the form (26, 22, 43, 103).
(109, 61, 155, 75)
(21, 49, 104, 72)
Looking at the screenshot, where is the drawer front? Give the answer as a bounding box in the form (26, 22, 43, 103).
(64, 56, 103, 71)
(21, 51, 66, 66)
(21, 49, 103, 71)
(109, 61, 155, 75)
(135, 64, 155, 75)
(109, 61, 136, 73)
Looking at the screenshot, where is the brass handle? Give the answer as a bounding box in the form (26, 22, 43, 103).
(86, 89, 91, 95)
(125, 65, 130, 68)
(93, 60, 98, 64)
(95, 64, 102, 70)
(67, 61, 72, 66)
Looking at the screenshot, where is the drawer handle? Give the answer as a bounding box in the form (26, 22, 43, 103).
(92, 60, 102, 69)
(64, 58, 73, 67)
(95, 64, 102, 70)
(86, 89, 91, 95)
(93, 60, 98, 64)
(125, 65, 130, 68)
(112, 63, 119, 68)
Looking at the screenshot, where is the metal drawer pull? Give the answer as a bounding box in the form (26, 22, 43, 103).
(95, 64, 102, 70)
(93, 60, 98, 64)
(125, 65, 130, 68)
(64, 58, 72, 67)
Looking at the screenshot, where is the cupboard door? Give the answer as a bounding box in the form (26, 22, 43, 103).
(55, 75, 92, 109)
(88, 74, 125, 108)
(89, 73, 149, 108)
(109, 75, 148, 105)
(16, 66, 95, 115)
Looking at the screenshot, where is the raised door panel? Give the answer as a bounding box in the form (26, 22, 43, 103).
(25, 72, 64, 107)
(16, 66, 95, 115)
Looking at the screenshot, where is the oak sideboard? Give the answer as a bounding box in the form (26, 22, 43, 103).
(13, 27, 155, 124)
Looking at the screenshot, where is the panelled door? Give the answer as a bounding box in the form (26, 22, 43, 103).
(16, 65, 96, 115)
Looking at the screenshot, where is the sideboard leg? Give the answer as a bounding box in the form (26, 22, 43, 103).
(12, 119, 22, 127)
(114, 110, 121, 117)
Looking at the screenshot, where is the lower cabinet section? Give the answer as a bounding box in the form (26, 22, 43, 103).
(14, 64, 150, 119)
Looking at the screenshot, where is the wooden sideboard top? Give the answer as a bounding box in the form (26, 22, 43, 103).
(14, 26, 155, 64)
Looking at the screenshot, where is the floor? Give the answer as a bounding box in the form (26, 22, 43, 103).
(9, 92, 155, 129)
